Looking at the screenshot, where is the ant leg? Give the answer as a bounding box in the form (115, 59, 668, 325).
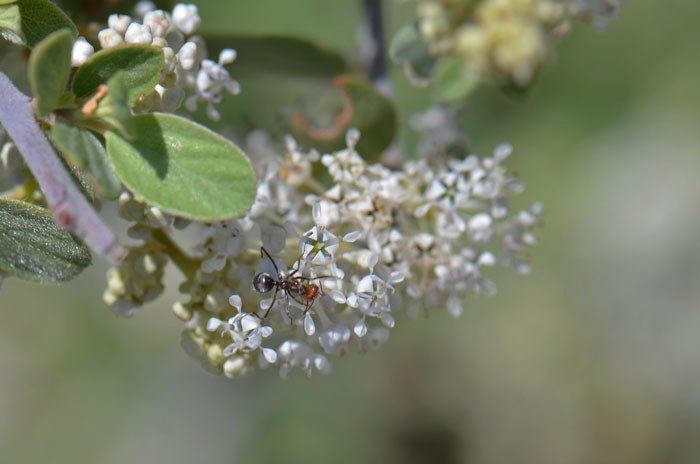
(295, 274, 335, 281)
(284, 289, 314, 314)
(289, 292, 309, 308)
(262, 288, 279, 319)
(260, 246, 281, 279)
(287, 256, 302, 278)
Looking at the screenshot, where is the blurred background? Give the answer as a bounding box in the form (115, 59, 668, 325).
(2, 0, 700, 462)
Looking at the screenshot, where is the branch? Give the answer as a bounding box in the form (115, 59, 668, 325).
(361, 0, 388, 86)
(0, 71, 125, 263)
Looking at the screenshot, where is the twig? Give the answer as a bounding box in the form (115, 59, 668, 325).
(361, 0, 389, 86)
(0, 71, 125, 263)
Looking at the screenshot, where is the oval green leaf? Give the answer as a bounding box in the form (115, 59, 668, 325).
(0, 198, 91, 283)
(432, 55, 478, 102)
(72, 45, 164, 106)
(29, 28, 73, 116)
(51, 120, 122, 199)
(105, 113, 256, 220)
(16, 0, 76, 48)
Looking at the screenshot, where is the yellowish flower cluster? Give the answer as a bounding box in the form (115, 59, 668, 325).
(415, 0, 567, 87)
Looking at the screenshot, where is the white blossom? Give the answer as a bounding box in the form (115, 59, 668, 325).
(71, 37, 94, 66)
(143, 10, 170, 37)
(176, 41, 198, 70)
(167, 128, 540, 379)
(124, 22, 152, 44)
(91, 4, 241, 120)
(98, 28, 124, 49)
(172, 3, 201, 34)
(107, 14, 131, 35)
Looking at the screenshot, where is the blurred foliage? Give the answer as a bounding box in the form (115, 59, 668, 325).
(2, 0, 700, 463)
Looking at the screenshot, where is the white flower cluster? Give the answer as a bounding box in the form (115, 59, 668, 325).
(174, 129, 541, 379)
(71, 2, 239, 120)
(103, 192, 189, 317)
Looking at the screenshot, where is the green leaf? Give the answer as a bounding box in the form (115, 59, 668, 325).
(290, 75, 397, 160)
(0, 198, 91, 283)
(105, 113, 256, 220)
(0, 3, 22, 45)
(93, 72, 134, 138)
(72, 45, 164, 106)
(51, 120, 122, 199)
(28, 28, 73, 116)
(389, 23, 437, 86)
(55, 90, 78, 110)
(16, 0, 76, 48)
(204, 35, 347, 77)
(432, 56, 478, 102)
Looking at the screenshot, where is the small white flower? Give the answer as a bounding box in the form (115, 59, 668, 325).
(493, 142, 513, 162)
(184, 57, 240, 121)
(319, 325, 352, 354)
(108, 14, 132, 35)
(477, 251, 496, 267)
(177, 41, 198, 70)
(278, 340, 331, 378)
(172, 3, 201, 34)
(321, 130, 365, 183)
(71, 37, 94, 66)
(468, 213, 494, 243)
(301, 226, 339, 264)
(98, 28, 124, 49)
(143, 9, 170, 37)
(223, 355, 253, 379)
(219, 48, 237, 65)
(124, 22, 153, 44)
(207, 312, 275, 363)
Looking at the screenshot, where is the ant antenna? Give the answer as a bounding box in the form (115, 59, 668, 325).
(260, 246, 281, 277)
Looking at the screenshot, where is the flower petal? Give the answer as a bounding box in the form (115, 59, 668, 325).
(304, 312, 316, 336)
(228, 294, 242, 311)
(261, 347, 277, 364)
(342, 230, 362, 243)
(206, 317, 224, 332)
(353, 317, 368, 337)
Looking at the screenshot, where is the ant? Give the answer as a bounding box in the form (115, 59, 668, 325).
(253, 247, 334, 319)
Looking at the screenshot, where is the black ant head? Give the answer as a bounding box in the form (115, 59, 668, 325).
(253, 272, 275, 294)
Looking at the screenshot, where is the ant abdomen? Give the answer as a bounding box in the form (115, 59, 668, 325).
(253, 273, 275, 294)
